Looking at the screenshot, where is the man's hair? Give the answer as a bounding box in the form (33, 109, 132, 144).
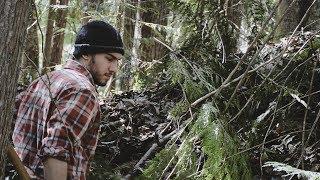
(73, 20, 124, 60)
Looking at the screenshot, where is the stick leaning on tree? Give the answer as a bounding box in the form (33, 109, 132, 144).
(6, 144, 30, 180)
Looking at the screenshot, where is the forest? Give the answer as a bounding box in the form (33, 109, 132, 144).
(1, 0, 320, 179)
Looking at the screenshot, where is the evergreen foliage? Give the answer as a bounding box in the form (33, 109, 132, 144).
(142, 102, 251, 179)
(264, 162, 320, 179)
(142, 0, 320, 178)
(12, 0, 320, 179)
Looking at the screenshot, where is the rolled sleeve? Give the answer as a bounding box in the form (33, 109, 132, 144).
(39, 88, 100, 162)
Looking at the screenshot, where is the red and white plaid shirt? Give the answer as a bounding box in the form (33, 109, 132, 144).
(12, 60, 101, 179)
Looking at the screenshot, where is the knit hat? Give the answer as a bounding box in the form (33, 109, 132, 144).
(73, 20, 124, 59)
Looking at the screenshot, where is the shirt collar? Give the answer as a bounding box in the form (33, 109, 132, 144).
(64, 60, 95, 85)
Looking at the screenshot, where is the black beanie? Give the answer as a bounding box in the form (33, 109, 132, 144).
(73, 20, 124, 59)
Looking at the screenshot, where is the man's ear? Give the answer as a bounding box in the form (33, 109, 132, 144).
(82, 54, 91, 61)
(79, 54, 93, 67)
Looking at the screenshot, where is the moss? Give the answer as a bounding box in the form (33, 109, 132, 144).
(169, 99, 190, 119)
(140, 148, 178, 179)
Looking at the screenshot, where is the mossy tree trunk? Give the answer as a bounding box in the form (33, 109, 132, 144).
(0, 0, 31, 177)
(115, 0, 125, 91)
(217, 0, 242, 56)
(131, 0, 142, 89)
(120, 0, 135, 91)
(140, 0, 169, 81)
(20, 7, 39, 85)
(305, 0, 320, 31)
(275, 0, 314, 37)
(51, 0, 69, 67)
(44, 0, 56, 70)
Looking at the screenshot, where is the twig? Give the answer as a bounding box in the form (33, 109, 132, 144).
(228, 94, 253, 123)
(224, 0, 300, 112)
(296, 54, 320, 167)
(227, 37, 289, 124)
(165, 151, 187, 180)
(259, 90, 281, 175)
(104, 120, 126, 127)
(224, 129, 311, 160)
(284, 52, 318, 85)
(299, 59, 317, 169)
(160, 115, 196, 179)
(160, 138, 188, 179)
(125, 120, 191, 178)
(274, 0, 318, 80)
(191, 0, 283, 108)
(276, 89, 320, 113)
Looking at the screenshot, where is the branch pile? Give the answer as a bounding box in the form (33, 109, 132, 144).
(89, 80, 183, 178)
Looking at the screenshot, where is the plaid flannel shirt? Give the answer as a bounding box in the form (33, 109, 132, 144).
(12, 60, 101, 179)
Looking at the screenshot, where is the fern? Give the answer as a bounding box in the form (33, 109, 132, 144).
(264, 162, 320, 180)
(142, 102, 251, 179)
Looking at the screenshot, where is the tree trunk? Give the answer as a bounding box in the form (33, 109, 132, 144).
(44, 0, 56, 71)
(275, 0, 314, 37)
(0, 0, 31, 177)
(217, 0, 242, 56)
(50, 0, 69, 67)
(20, 7, 39, 85)
(140, 0, 168, 73)
(305, 0, 320, 31)
(131, 0, 141, 77)
(120, 0, 135, 91)
(115, 0, 125, 91)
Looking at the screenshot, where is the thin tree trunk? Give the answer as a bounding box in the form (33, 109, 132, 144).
(140, 0, 168, 68)
(131, 0, 141, 88)
(0, 0, 31, 177)
(217, 0, 242, 56)
(44, 0, 56, 70)
(115, 0, 125, 92)
(20, 8, 39, 85)
(50, 0, 69, 67)
(121, 0, 135, 91)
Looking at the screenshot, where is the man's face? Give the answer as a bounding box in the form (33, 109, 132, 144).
(87, 52, 123, 86)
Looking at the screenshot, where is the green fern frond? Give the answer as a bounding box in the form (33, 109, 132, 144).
(264, 162, 320, 180)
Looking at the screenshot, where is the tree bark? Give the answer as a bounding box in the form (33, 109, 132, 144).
(120, 0, 135, 91)
(115, 0, 125, 91)
(217, 0, 242, 56)
(50, 0, 69, 67)
(140, 0, 168, 69)
(44, 0, 57, 70)
(275, 0, 314, 37)
(132, 0, 141, 75)
(305, 0, 320, 31)
(20, 7, 39, 85)
(0, 0, 31, 177)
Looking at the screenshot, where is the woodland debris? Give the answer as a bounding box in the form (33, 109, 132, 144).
(90, 80, 183, 178)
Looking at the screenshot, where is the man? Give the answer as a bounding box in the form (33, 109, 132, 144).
(12, 20, 124, 179)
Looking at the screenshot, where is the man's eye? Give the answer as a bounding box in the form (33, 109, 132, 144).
(105, 57, 113, 61)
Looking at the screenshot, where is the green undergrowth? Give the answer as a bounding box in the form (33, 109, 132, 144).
(140, 102, 251, 179)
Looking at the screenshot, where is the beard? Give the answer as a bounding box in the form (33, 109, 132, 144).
(93, 74, 107, 86)
(89, 56, 108, 86)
